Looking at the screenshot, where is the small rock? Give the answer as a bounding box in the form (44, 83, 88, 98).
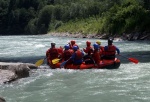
(0, 97, 6, 102)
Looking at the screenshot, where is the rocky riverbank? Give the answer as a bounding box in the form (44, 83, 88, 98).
(49, 31, 150, 41)
(0, 62, 37, 84)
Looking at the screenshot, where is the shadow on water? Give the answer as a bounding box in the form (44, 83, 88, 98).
(0, 56, 46, 64)
(0, 51, 149, 64)
(118, 51, 150, 63)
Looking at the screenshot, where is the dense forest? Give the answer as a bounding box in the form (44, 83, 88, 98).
(0, 0, 150, 36)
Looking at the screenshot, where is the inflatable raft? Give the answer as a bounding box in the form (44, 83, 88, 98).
(48, 58, 120, 69)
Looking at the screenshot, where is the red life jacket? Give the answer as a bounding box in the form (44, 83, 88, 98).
(49, 48, 59, 60)
(84, 46, 93, 54)
(57, 47, 63, 55)
(104, 45, 116, 56)
(100, 46, 105, 55)
(75, 50, 83, 60)
(63, 49, 73, 60)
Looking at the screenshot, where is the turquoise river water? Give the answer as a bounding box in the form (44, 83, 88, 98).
(0, 35, 150, 102)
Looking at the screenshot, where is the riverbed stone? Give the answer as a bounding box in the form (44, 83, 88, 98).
(0, 69, 17, 84)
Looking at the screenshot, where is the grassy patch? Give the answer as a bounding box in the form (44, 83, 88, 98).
(54, 17, 103, 35)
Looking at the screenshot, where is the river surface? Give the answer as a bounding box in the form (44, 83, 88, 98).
(0, 35, 150, 102)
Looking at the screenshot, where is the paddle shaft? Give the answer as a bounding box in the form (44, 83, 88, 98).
(60, 58, 71, 68)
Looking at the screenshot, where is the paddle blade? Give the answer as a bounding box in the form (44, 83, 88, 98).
(128, 58, 139, 64)
(52, 58, 60, 64)
(35, 59, 44, 66)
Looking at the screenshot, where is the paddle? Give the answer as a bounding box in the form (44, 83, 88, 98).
(52, 58, 61, 64)
(35, 58, 46, 67)
(119, 55, 139, 64)
(60, 58, 71, 68)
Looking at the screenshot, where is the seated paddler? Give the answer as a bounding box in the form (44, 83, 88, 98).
(62, 44, 74, 65)
(46, 43, 60, 66)
(92, 43, 101, 66)
(102, 38, 120, 60)
(70, 46, 84, 65)
(83, 41, 94, 64)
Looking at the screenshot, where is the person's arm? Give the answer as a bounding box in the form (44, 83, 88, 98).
(116, 47, 120, 55)
(83, 48, 87, 53)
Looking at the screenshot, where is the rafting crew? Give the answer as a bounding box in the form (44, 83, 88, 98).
(46, 38, 120, 68)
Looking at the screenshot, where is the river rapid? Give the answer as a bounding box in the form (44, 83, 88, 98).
(0, 35, 150, 102)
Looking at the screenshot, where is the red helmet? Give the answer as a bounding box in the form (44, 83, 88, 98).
(86, 41, 91, 46)
(71, 40, 75, 45)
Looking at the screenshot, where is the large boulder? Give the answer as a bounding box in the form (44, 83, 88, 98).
(0, 62, 37, 84)
(10, 64, 30, 78)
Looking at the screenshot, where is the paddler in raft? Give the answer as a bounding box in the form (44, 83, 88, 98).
(69, 46, 84, 65)
(46, 43, 62, 68)
(68, 40, 79, 49)
(96, 40, 104, 52)
(92, 43, 102, 66)
(61, 44, 74, 66)
(83, 41, 94, 64)
(102, 38, 120, 60)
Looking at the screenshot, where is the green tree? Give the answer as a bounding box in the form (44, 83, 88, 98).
(37, 5, 53, 33)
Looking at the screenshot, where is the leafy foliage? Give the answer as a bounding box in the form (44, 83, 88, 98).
(0, 0, 150, 35)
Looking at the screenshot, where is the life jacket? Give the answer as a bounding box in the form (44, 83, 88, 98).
(49, 48, 59, 60)
(63, 49, 74, 60)
(100, 46, 105, 55)
(75, 50, 83, 60)
(84, 46, 93, 54)
(104, 45, 116, 56)
(57, 47, 63, 55)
